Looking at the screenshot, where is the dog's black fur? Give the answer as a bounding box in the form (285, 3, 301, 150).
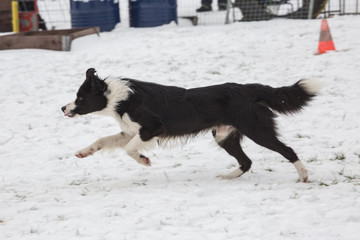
(121, 78, 314, 140)
(62, 68, 319, 181)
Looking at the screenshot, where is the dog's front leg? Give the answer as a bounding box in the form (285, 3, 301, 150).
(124, 133, 157, 166)
(75, 132, 134, 158)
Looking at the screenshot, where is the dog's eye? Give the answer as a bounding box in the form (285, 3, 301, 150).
(78, 97, 83, 101)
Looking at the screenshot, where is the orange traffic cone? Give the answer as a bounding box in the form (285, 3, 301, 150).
(316, 19, 336, 55)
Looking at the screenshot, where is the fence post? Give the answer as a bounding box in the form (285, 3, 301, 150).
(225, 0, 231, 24)
(12, 0, 19, 33)
(308, 0, 315, 19)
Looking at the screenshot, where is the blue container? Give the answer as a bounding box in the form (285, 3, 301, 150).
(70, 0, 120, 32)
(129, 0, 177, 28)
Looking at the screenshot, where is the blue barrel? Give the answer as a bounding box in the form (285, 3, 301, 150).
(70, 0, 120, 32)
(129, 0, 177, 28)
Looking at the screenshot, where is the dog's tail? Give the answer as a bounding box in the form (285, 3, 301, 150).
(253, 79, 322, 115)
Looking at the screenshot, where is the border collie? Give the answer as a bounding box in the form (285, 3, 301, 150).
(62, 68, 321, 182)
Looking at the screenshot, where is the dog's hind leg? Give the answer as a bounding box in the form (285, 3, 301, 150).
(75, 132, 136, 158)
(213, 127, 252, 179)
(239, 105, 308, 182)
(245, 133, 308, 182)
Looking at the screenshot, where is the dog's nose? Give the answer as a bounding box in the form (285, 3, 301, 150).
(61, 106, 66, 113)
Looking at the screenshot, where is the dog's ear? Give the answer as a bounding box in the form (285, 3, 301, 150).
(85, 68, 107, 95)
(86, 68, 96, 81)
(84, 68, 96, 88)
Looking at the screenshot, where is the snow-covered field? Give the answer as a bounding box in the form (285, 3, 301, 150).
(1, 16, 360, 240)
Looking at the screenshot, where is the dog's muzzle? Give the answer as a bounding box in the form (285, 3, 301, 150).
(61, 102, 76, 117)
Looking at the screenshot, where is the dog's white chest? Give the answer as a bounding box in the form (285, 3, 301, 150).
(117, 113, 140, 136)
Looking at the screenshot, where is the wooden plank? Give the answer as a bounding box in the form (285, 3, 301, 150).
(0, 21, 12, 33)
(0, 0, 11, 10)
(0, 27, 100, 51)
(0, 35, 63, 51)
(0, 11, 12, 20)
(0, 0, 12, 32)
(69, 27, 100, 40)
(11, 27, 98, 37)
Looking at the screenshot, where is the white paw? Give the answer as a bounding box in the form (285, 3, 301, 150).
(293, 160, 309, 183)
(75, 147, 96, 158)
(298, 172, 309, 183)
(127, 151, 151, 166)
(216, 174, 233, 180)
(216, 168, 244, 180)
(138, 155, 151, 166)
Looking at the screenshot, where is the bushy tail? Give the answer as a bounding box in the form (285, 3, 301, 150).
(255, 79, 322, 115)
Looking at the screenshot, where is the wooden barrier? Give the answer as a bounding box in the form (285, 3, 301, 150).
(0, 27, 99, 51)
(0, 0, 12, 32)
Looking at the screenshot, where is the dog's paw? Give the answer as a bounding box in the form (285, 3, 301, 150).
(75, 147, 96, 158)
(139, 154, 151, 166)
(297, 176, 309, 183)
(126, 151, 152, 166)
(216, 168, 244, 180)
(293, 160, 309, 183)
(216, 174, 238, 180)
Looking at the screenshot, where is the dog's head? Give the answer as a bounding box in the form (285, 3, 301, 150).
(61, 68, 108, 117)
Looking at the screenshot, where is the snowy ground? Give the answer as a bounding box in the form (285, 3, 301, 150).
(1, 16, 360, 240)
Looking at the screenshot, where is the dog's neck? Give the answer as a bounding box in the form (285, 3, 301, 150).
(94, 77, 132, 118)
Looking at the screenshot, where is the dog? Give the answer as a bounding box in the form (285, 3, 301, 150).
(62, 68, 321, 182)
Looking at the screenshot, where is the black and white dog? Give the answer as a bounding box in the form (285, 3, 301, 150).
(62, 68, 321, 182)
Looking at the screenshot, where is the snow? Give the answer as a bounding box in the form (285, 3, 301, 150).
(1, 16, 360, 240)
